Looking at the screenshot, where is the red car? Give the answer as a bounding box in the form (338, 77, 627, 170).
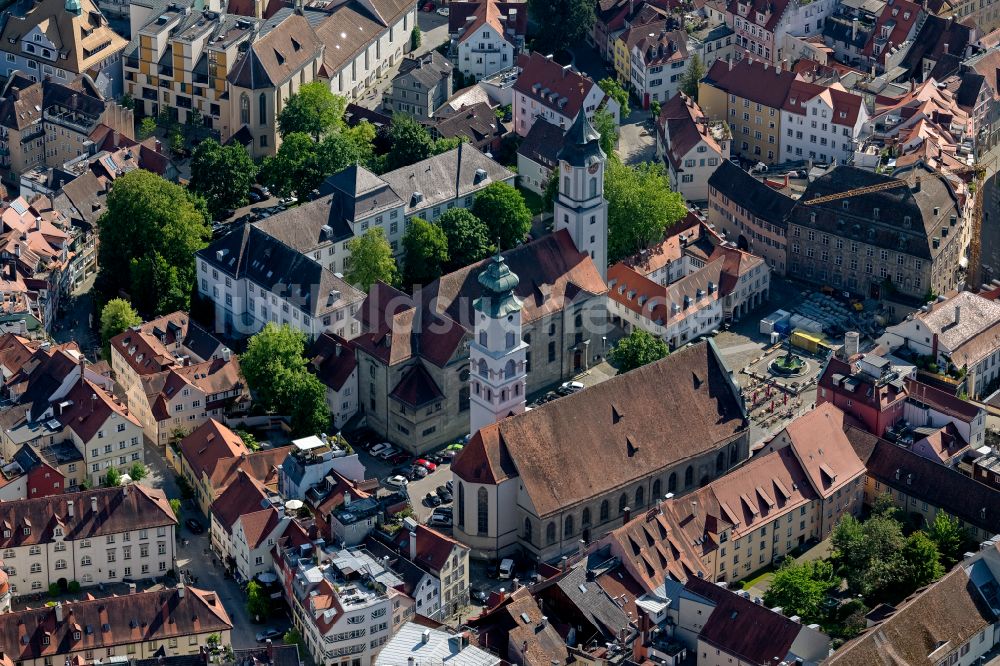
(416, 458, 437, 472)
(387, 452, 410, 465)
(421, 2, 435, 10)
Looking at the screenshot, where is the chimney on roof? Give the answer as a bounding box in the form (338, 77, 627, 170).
(54, 602, 63, 623)
(90, 496, 98, 514)
(35, 218, 41, 232)
(177, 583, 185, 598)
(409, 525, 418, 561)
(128, 582, 136, 594)
(955, 305, 961, 324)
(67, 500, 73, 519)
(335, 342, 342, 357)
(623, 505, 631, 522)
(421, 629, 431, 645)
(13, 243, 20, 258)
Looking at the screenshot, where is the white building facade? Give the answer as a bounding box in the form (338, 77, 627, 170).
(780, 82, 869, 164)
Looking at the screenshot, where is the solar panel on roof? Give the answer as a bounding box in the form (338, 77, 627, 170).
(10, 200, 28, 215)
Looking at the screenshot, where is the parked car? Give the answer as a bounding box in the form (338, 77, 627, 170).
(416, 459, 437, 472)
(387, 452, 410, 465)
(384, 475, 409, 490)
(438, 490, 453, 503)
(421, 1, 435, 9)
(560, 381, 585, 392)
(410, 465, 429, 479)
(255, 628, 282, 643)
(186, 518, 205, 534)
(446, 480, 453, 492)
(435, 485, 449, 498)
(377, 446, 402, 460)
(436, 6, 449, 14)
(470, 588, 489, 604)
(425, 492, 442, 507)
(248, 190, 265, 203)
(498, 558, 515, 579)
(369, 442, 392, 457)
(428, 511, 452, 526)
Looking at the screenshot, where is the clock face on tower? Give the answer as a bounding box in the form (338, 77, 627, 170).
(588, 163, 599, 174)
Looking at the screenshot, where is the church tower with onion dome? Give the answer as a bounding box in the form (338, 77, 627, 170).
(469, 250, 528, 435)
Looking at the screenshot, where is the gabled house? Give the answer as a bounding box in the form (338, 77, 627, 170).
(618, 21, 691, 108)
(656, 93, 731, 202)
(382, 52, 453, 120)
(512, 52, 620, 137)
(309, 332, 359, 429)
(448, 0, 527, 80)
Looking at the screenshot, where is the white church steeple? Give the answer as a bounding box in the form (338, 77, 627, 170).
(553, 111, 608, 280)
(469, 250, 527, 435)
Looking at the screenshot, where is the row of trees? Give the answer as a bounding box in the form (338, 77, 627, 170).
(763, 496, 973, 638)
(345, 182, 532, 291)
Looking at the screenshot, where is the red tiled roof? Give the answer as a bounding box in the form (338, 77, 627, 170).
(703, 57, 797, 110)
(211, 469, 270, 533)
(449, 0, 526, 45)
(782, 80, 865, 126)
(310, 332, 357, 391)
(726, 0, 791, 32)
(179, 419, 248, 482)
(513, 52, 598, 119)
(779, 403, 867, 498)
(57, 377, 140, 443)
(622, 21, 688, 67)
(389, 364, 444, 408)
(862, 0, 922, 62)
(0, 485, 175, 549)
(394, 524, 466, 573)
(239, 507, 283, 548)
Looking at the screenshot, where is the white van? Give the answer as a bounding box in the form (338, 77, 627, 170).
(498, 558, 515, 579)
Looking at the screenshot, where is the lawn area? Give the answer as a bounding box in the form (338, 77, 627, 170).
(517, 185, 545, 216)
(735, 564, 777, 593)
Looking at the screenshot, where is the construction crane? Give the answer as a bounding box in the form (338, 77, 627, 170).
(801, 178, 909, 206)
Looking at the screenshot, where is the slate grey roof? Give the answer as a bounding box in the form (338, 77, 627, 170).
(393, 51, 452, 88)
(197, 224, 363, 318)
(518, 118, 566, 168)
(707, 160, 795, 228)
(788, 163, 959, 260)
(254, 196, 356, 250)
(553, 565, 633, 639)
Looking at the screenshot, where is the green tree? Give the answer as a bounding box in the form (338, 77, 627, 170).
(902, 531, 945, 589)
(346, 228, 398, 291)
(434, 135, 465, 154)
(99, 298, 141, 360)
(241, 324, 332, 436)
(411, 25, 421, 50)
(104, 467, 121, 487)
(169, 129, 185, 157)
(189, 139, 258, 219)
(439, 208, 492, 270)
(277, 81, 346, 141)
(95, 170, 210, 316)
(605, 157, 686, 263)
(283, 628, 305, 650)
(236, 429, 262, 452)
(608, 329, 669, 374)
(680, 53, 705, 100)
(386, 114, 436, 170)
(542, 166, 560, 212)
(832, 513, 907, 602)
(650, 100, 661, 120)
(169, 498, 182, 521)
(260, 132, 326, 199)
(598, 77, 630, 118)
(926, 512, 969, 567)
(128, 462, 147, 482)
(471, 181, 532, 249)
(319, 121, 377, 173)
(121, 92, 135, 110)
(139, 116, 157, 140)
(593, 108, 617, 156)
(763, 558, 837, 622)
(528, 0, 595, 52)
(402, 217, 450, 286)
(246, 580, 270, 621)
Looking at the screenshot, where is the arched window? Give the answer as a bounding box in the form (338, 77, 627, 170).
(514, 383, 520, 396)
(582, 507, 591, 527)
(685, 465, 694, 487)
(716, 452, 725, 473)
(504, 359, 516, 378)
(457, 483, 465, 529)
(635, 486, 644, 507)
(258, 93, 267, 125)
(618, 493, 628, 514)
(506, 331, 516, 349)
(478, 358, 488, 378)
(668, 472, 677, 492)
(564, 515, 574, 538)
(81, 556, 91, 567)
(600, 500, 609, 521)
(563, 176, 570, 194)
(589, 177, 597, 198)
(479, 331, 487, 346)
(546, 522, 556, 545)
(240, 93, 250, 125)
(652, 478, 661, 499)
(55, 559, 66, 570)
(730, 445, 739, 465)
(524, 518, 533, 543)
(501, 389, 507, 401)
(486, 389, 492, 401)
(477, 487, 489, 535)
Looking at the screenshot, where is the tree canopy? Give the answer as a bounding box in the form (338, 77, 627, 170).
(346, 227, 398, 291)
(528, 0, 595, 52)
(598, 77, 630, 118)
(470, 181, 532, 250)
(99, 298, 141, 360)
(593, 108, 617, 156)
(402, 217, 449, 287)
(246, 580, 270, 621)
(261, 123, 376, 199)
(763, 558, 837, 622)
(926, 512, 971, 568)
(386, 114, 437, 171)
(189, 139, 258, 219)
(240, 324, 331, 437)
(438, 208, 493, 271)
(277, 82, 346, 140)
(95, 170, 211, 316)
(605, 157, 686, 263)
(680, 54, 705, 100)
(608, 329, 668, 374)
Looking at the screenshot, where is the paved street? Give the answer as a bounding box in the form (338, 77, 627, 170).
(53, 273, 99, 360)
